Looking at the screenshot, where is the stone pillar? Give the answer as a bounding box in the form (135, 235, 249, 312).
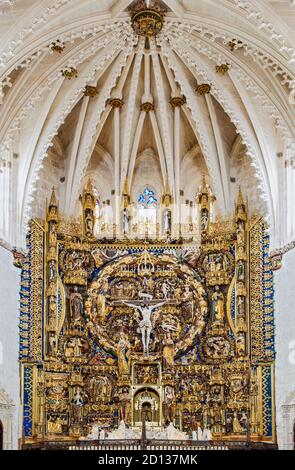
(170, 95, 186, 237)
(160, 178, 173, 238)
(109, 98, 124, 234)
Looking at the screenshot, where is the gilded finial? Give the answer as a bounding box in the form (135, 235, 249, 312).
(122, 178, 131, 209)
(236, 186, 247, 221)
(80, 178, 95, 237)
(81, 178, 95, 205)
(196, 176, 215, 234)
(162, 177, 173, 206)
(123, 177, 129, 195)
(197, 175, 210, 196)
(201, 174, 207, 189)
(47, 186, 58, 223)
(164, 176, 171, 195)
(49, 186, 58, 207)
(85, 177, 93, 194)
(237, 186, 245, 207)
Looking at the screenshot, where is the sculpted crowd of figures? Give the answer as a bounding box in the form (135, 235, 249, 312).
(21, 181, 273, 444)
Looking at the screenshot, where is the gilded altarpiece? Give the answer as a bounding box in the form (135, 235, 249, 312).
(19, 191, 275, 446)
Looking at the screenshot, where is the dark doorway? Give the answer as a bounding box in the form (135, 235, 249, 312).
(0, 420, 3, 450)
(293, 421, 295, 451)
(142, 402, 152, 422)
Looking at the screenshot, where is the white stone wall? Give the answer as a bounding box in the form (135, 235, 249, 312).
(275, 248, 295, 449)
(230, 151, 267, 218)
(0, 245, 20, 449)
(30, 148, 65, 220)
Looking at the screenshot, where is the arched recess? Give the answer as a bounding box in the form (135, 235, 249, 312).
(132, 387, 160, 427)
(131, 149, 163, 203)
(83, 144, 114, 202)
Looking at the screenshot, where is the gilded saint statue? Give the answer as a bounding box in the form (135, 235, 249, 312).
(48, 260, 56, 281)
(233, 412, 243, 434)
(69, 286, 83, 323)
(97, 293, 106, 323)
(236, 332, 246, 357)
(211, 286, 225, 322)
(237, 260, 245, 281)
(71, 388, 84, 423)
(163, 208, 172, 234)
(116, 331, 131, 376)
(48, 332, 57, 355)
(162, 332, 174, 370)
(101, 376, 112, 403)
(64, 338, 75, 358)
(119, 387, 131, 423)
(237, 220, 245, 245)
(85, 208, 94, 236)
(163, 386, 175, 425)
(122, 207, 130, 234)
(200, 208, 209, 232)
(47, 415, 62, 434)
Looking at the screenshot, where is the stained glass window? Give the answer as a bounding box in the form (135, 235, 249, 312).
(137, 187, 158, 227)
(138, 187, 158, 208)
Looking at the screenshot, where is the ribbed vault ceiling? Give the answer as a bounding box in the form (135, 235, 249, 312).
(0, 0, 295, 248)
